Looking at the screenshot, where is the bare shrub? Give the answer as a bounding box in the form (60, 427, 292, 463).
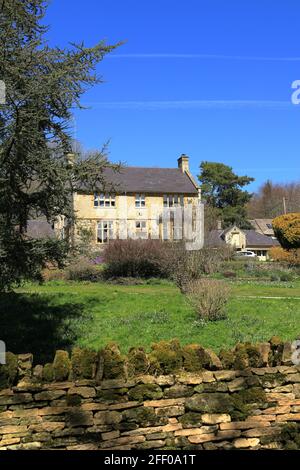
(186, 278, 231, 321)
(67, 259, 103, 282)
(103, 239, 173, 279)
(198, 247, 233, 274)
(171, 248, 202, 293)
(103, 240, 233, 285)
(171, 246, 233, 292)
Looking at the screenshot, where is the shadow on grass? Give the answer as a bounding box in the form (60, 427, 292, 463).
(0, 292, 88, 364)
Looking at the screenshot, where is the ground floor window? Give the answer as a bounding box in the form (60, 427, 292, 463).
(97, 221, 114, 243)
(256, 250, 268, 257)
(135, 220, 147, 238)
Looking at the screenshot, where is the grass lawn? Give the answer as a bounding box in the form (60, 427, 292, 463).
(2, 278, 300, 362)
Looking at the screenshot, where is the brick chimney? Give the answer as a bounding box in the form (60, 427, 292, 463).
(177, 154, 189, 173)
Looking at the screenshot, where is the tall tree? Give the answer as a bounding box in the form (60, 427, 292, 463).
(247, 180, 300, 218)
(0, 0, 120, 290)
(198, 162, 254, 228)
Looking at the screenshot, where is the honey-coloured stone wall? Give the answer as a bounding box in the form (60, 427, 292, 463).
(1, 338, 300, 450)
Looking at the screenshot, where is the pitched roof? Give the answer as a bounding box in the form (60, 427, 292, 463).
(244, 230, 280, 247)
(205, 230, 225, 247)
(206, 228, 280, 248)
(26, 219, 56, 239)
(79, 166, 199, 195)
(249, 219, 274, 236)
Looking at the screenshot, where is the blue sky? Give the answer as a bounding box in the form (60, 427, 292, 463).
(44, 0, 300, 190)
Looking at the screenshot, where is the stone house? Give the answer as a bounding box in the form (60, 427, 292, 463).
(206, 225, 280, 260)
(72, 154, 201, 247)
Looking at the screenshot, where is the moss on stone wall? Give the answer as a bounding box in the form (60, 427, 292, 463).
(149, 339, 183, 374)
(71, 347, 97, 379)
(128, 383, 163, 401)
(230, 387, 267, 420)
(0, 335, 293, 386)
(1, 337, 300, 451)
(42, 363, 54, 382)
(53, 350, 71, 381)
(0, 352, 18, 389)
(127, 347, 149, 376)
(101, 343, 126, 379)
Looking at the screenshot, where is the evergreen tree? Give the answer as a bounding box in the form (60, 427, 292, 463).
(198, 162, 254, 229)
(0, 0, 120, 290)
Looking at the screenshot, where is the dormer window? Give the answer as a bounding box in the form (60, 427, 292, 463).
(94, 193, 115, 208)
(135, 194, 145, 208)
(163, 194, 184, 207)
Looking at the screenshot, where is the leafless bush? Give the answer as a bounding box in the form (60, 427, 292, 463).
(198, 247, 233, 274)
(103, 239, 173, 278)
(67, 259, 103, 282)
(186, 278, 231, 321)
(171, 246, 233, 292)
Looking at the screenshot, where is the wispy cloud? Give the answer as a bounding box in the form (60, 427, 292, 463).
(108, 53, 300, 61)
(86, 100, 295, 110)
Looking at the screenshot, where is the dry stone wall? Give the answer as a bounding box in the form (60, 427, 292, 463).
(1, 338, 300, 450)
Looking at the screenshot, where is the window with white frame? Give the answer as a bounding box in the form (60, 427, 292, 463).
(94, 193, 115, 208)
(163, 194, 184, 207)
(135, 220, 147, 238)
(135, 194, 145, 208)
(97, 221, 114, 243)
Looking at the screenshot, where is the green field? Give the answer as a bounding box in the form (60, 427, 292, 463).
(2, 278, 300, 363)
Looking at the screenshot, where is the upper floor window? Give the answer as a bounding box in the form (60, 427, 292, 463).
(94, 193, 115, 208)
(163, 194, 184, 207)
(135, 194, 145, 208)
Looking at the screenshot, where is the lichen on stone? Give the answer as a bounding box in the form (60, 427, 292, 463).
(164, 384, 193, 398)
(230, 386, 267, 420)
(128, 383, 163, 401)
(178, 412, 203, 428)
(123, 406, 161, 426)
